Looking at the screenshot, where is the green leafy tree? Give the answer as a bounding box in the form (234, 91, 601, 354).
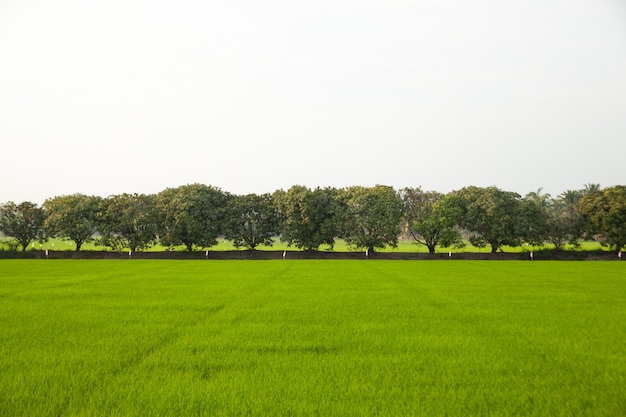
(560, 189, 583, 219)
(578, 185, 626, 253)
(519, 197, 548, 247)
(224, 193, 278, 250)
(525, 188, 551, 209)
(400, 187, 463, 253)
(156, 184, 230, 252)
(521, 188, 552, 246)
(274, 186, 341, 251)
(43, 194, 102, 251)
(0, 201, 47, 251)
(339, 185, 404, 252)
(98, 193, 158, 252)
(455, 186, 528, 253)
(558, 189, 584, 239)
(543, 197, 580, 249)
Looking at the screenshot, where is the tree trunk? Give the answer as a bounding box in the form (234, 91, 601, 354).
(75, 240, 83, 251)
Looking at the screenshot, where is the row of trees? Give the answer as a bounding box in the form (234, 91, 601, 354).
(1, 184, 625, 254)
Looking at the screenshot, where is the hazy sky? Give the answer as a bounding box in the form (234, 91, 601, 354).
(1, 0, 625, 203)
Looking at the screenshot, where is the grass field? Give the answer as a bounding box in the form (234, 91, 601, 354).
(1, 260, 625, 416)
(0, 236, 606, 253)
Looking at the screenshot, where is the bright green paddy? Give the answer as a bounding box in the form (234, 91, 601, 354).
(1, 260, 625, 416)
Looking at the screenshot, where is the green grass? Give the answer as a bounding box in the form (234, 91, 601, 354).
(1, 260, 625, 416)
(0, 237, 607, 253)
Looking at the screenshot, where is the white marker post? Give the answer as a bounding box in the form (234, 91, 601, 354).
(530, 251, 534, 261)
(45, 249, 49, 258)
(283, 251, 286, 260)
(619, 251, 622, 260)
(206, 250, 209, 259)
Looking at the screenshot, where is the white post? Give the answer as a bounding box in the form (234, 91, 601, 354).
(129, 250, 132, 258)
(619, 251, 622, 260)
(530, 251, 534, 260)
(283, 251, 286, 259)
(45, 249, 49, 258)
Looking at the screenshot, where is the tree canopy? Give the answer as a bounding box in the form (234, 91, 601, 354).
(401, 187, 463, 254)
(98, 193, 159, 252)
(455, 186, 527, 253)
(43, 194, 102, 251)
(156, 184, 230, 252)
(2, 183, 624, 254)
(224, 193, 278, 250)
(274, 186, 340, 251)
(578, 185, 626, 253)
(339, 185, 404, 252)
(0, 201, 46, 251)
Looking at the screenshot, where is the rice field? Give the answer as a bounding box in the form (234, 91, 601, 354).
(1, 260, 625, 416)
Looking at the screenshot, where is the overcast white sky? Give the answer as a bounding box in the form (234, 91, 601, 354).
(1, 0, 625, 204)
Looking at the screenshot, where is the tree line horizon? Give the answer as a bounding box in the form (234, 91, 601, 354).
(1, 183, 625, 254)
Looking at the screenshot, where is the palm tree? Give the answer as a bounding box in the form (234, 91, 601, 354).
(525, 187, 551, 209)
(558, 189, 582, 220)
(582, 183, 601, 195)
(552, 189, 584, 246)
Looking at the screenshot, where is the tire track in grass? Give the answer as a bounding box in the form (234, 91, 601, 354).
(356, 260, 447, 309)
(352, 261, 624, 417)
(57, 303, 227, 416)
(190, 261, 301, 382)
(51, 261, 239, 415)
(1, 261, 165, 300)
(67, 261, 296, 415)
(351, 261, 511, 363)
(217, 260, 295, 322)
(336, 261, 509, 414)
(360, 261, 510, 334)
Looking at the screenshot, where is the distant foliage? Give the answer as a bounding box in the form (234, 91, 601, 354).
(454, 186, 528, 253)
(401, 187, 463, 254)
(3, 183, 625, 252)
(578, 185, 626, 253)
(0, 201, 46, 251)
(43, 194, 102, 251)
(156, 184, 231, 252)
(224, 193, 279, 250)
(338, 185, 404, 252)
(274, 186, 340, 251)
(98, 193, 159, 252)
